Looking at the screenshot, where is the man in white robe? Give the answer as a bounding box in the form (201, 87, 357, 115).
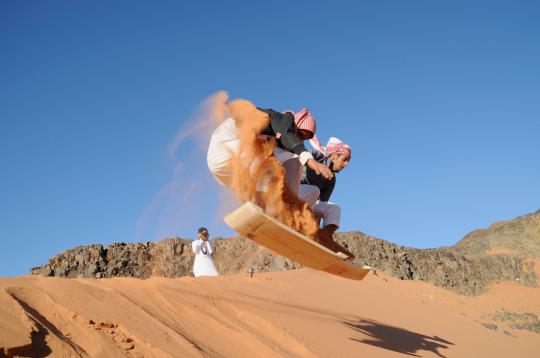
(192, 227, 218, 277)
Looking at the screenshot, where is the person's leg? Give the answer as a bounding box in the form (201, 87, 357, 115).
(314, 201, 341, 228)
(273, 147, 302, 196)
(313, 202, 354, 259)
(281, 158, 301, 196)
(298, 184, 320, 207)
(317, 201, 341, 228)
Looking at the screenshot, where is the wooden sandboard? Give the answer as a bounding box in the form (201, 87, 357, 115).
(224, 202, 371, 280)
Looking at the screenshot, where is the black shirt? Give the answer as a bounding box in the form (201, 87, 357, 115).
(301, 150, 336, 202)
(258, 108, 308, 155)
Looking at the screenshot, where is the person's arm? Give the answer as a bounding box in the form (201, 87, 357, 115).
(261, 109, 313, 163)
(304, 150, 333, 180)
(310, 149, 325, 162)
(319, 177, 336, 202)
(306, 159, 333, 180)
(270, 111, 311, 157)
(279, 132, 312, 159)
(206, 241, 213, 256)
(260, 109, 332, 179)
(192, 240, 199, 254)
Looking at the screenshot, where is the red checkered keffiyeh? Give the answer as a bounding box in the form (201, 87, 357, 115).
(310, 136, 351, 159)
(292, 108, 316, 135)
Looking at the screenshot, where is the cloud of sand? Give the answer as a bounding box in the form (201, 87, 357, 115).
(135, 92, 318, 242)
(227, 99, 319, 237)
(134, 91, 234, 241)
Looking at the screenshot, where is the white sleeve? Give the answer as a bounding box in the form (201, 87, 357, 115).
(299, 151, 315, 166)
(206, 241, 213, 255)
(192, 240, 201, 254)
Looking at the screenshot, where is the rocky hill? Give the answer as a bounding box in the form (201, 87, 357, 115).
(29, 237, 299, 280)
(336, 231, 536, 295)
(30, 210, 540, 296)
(452, 209, 540, 257)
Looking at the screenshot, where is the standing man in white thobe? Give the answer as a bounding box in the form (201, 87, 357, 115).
(192, 227, 218, 277)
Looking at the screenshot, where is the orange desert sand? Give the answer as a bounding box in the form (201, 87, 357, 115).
(1, 266, 539, 357)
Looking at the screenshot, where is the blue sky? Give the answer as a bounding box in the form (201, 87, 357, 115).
(1, 0, 539, 276)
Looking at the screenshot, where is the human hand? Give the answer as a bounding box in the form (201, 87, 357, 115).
(307, 160, 333, 180)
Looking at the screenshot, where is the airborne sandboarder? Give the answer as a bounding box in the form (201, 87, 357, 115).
(301, 136, 355, 258)
(207, 100, 369, 280)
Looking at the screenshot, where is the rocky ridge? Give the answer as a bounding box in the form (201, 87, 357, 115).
(30, 210, 540, 296)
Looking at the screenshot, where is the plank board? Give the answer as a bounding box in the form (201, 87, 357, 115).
(224, 202, 371, 280)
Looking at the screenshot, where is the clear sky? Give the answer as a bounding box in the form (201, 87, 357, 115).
(1, 0, 539, 277)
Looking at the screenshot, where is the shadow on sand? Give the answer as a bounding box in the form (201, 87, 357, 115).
(7, 293, 86, 357)
(346, 319, 454, 357)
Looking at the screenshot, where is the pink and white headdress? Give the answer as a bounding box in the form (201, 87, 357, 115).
(310, 136, 351, 159)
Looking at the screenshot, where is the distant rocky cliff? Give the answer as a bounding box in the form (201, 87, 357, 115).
(29, 237, 299, 280)
(31, 210, 540, 296)
(336, 231, 536, 295)
(30, 240, 193, 279)
(452, 209, 540, 257)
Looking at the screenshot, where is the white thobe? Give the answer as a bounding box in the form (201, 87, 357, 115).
(299, 184, 341, 228)
(192, 239, 218, 277)
(313, 200, 341, 227)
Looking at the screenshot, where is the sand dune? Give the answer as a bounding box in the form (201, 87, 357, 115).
(1, 268, 539, 357)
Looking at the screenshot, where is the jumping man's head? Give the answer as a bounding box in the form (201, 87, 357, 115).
(325, 137, 352, 173)
(329, 152, 351, 172)
(293, 108, 316, 140)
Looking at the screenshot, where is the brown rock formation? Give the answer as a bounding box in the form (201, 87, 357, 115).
(30, 210, 540, 296)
